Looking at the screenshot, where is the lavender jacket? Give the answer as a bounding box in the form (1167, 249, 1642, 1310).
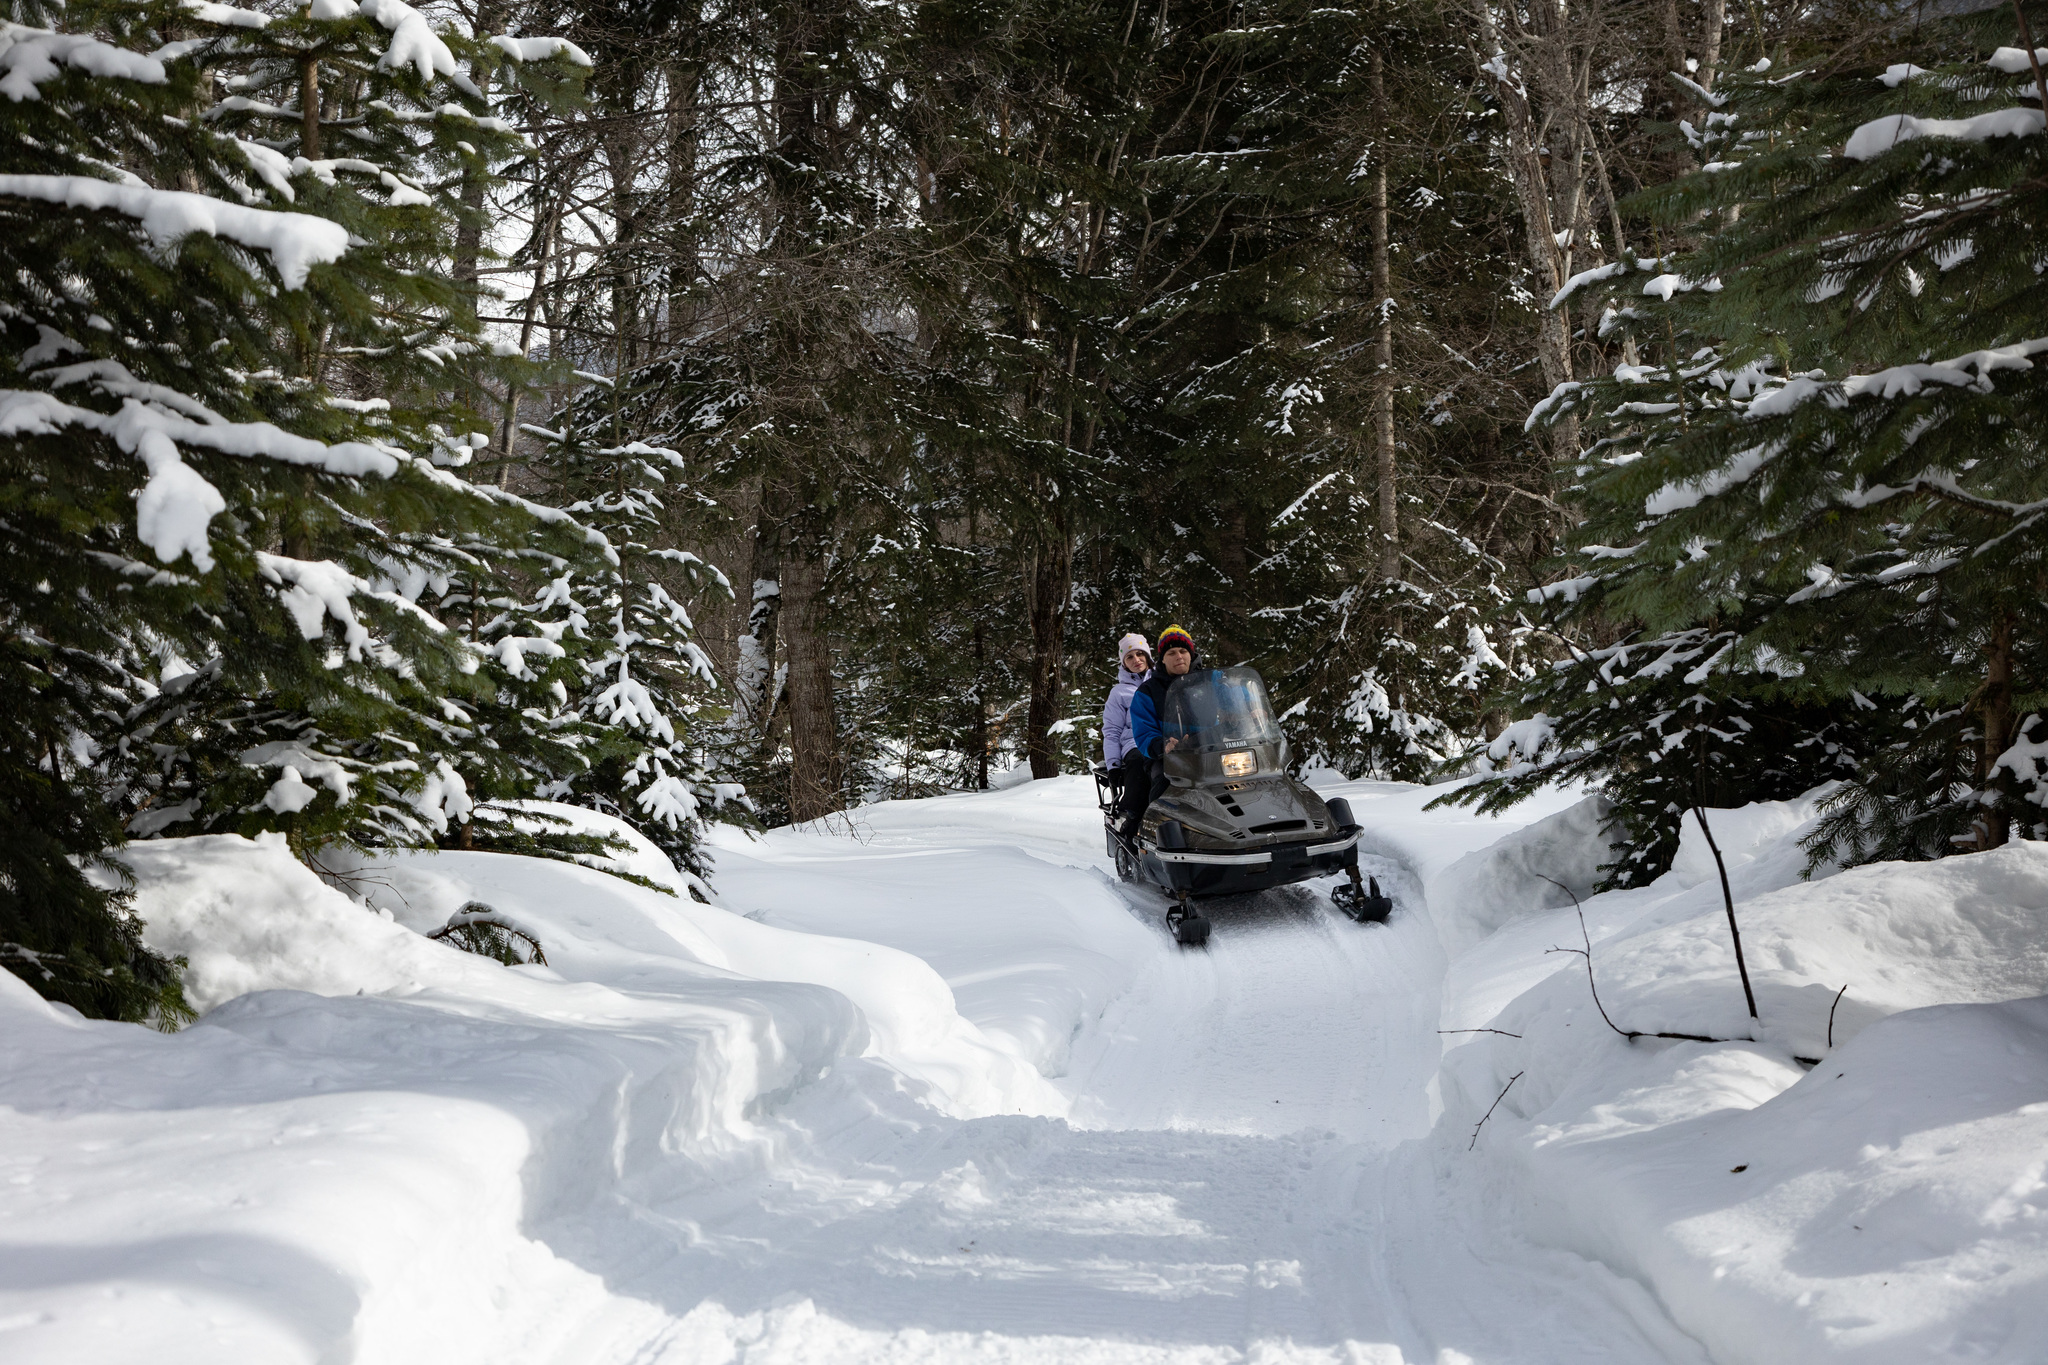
(1101, 665, 1152, 766)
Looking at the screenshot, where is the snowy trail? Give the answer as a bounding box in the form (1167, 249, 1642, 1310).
(556, 788, 1708, 1364)
(1065, 864, 1438, 1140)
(0, 778, 1716, 1365)
(13, 780, 2044, 1364)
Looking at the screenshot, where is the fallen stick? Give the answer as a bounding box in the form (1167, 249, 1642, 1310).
(1470, 1071, 1525, 1151)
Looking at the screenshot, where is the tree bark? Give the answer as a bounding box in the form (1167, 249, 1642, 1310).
(1370, 44, 1399, 581)
(1698, 0, 1727, 91)
(451, 2, 498, 307)
(781, 525, 840, 821)
(1023, 522, 1073, 780)
(299, 55, 321, 160)
(1973, 612, 2017, 850)
(972, 614, 991, 790)
(1468, 5, 1580, 458)
(739, 480, 785, 739)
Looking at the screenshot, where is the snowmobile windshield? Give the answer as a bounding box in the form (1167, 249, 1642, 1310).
(1160, 667, 1284, 755)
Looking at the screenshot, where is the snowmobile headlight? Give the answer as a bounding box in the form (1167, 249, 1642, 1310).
(1220, 750, 1255, 777)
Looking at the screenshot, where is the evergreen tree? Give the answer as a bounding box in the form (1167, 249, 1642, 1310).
(0, 0, 605, 1017)
(1460, 12, 2048, 871)
(525, 382, 745, 876)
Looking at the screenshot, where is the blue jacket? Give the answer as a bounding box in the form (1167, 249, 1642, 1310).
(1101, 665, 1150, 765)
(1129, 659, 1205, 761)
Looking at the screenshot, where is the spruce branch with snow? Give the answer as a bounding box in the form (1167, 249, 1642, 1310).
(1495, 21, 2048, 868)
(525, 383, 746, 878)
(0, 0, 609, 1016)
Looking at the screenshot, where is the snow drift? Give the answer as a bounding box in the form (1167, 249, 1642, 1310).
(1437, 789, 2048, 1365)
(0, 812, 1071, 1365)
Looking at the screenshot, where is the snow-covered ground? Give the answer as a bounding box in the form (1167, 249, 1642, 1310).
(3, 775, 2044, 1363)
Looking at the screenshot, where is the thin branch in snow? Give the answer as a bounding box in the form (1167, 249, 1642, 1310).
(1469, 1071, 1523, 1151)
(1539, 876, 1739, 1046)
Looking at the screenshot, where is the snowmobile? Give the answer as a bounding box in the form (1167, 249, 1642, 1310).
(1094, 664, 1393, 946)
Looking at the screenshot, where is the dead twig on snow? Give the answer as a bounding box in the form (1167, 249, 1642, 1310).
(1470, 1071, 1524, 1150)
(1537, 875, 1744, 1046)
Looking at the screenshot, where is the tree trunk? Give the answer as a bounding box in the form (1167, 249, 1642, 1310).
(450, 3, 497, 309)
(1974, 612, 2017, 850)
(1023, 523, 1073, 780)
(781, 529, 840, 821)
(1370, 45, 1399, 581)
(299, 55, 321, 160)
(739, 480, 784, 737)
(1467, 2, 1584, 461)
(972, 615, 990, 790)
(1698, 0, 1727, 91)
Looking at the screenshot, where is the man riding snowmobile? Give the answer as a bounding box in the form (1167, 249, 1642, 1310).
(1096, 624, 1390, 942)
(1117, 625, 1199, 839)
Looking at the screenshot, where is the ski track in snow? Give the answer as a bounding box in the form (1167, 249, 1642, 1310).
(549, 789, 1706, 1365)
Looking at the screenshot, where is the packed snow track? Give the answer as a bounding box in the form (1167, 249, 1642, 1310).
(582, 781, 1708, 1364)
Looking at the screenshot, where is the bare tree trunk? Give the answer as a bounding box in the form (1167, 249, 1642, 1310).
(1660, 0, 1686, 97)
(299, 55, 321, 160)
(1024, 519, 1073, 780)
(739, 481, 784, 740)
(1370, 45, 1399, 580)
(1468, 4, 1580, 457)
(1973, 612, 2017, 850)
(781, 526, 840, 820)
(451, 2, 498, 307)
(972, 615, 990, 790)
(1698, 0, 1727, 90)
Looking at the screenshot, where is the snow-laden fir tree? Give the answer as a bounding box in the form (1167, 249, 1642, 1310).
(0, 0, 606, 1018)
(522, 377, 746, 879)
(1462, 14, 2048, 872)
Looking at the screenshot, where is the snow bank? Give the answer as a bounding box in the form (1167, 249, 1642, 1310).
(1552, 996, 2048, 1365)
(112, 831, 494, 1009)
(1316, 776, 1592, 899)
(706, 784, 1162, 1080)
(1428, 792, 1619, 954)
(1409, 780, 2048, 1365)
(3, 837, 875, 1364)
(1, 812, 1084, 1364)
(331, 839, 1067, 1120)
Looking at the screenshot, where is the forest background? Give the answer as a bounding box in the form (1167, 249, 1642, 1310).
(5, 0, 2046, 1021)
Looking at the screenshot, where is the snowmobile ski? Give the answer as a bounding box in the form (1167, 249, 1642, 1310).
(1331, 874, 1392, 924)
(1166, 895, 1211, 947)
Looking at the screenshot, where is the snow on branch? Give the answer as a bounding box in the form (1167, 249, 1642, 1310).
(358, 0, 459, 82)
(0, 22, 168, 100)
(1643, 441, 1780, 516)
(0, 174, 349, 288)
(256, 553, 374, 659)
(489, 35, 592, 67)
(1525, 381, 1581, 431)
(1525, 575, 1599, 604)
(1987, 46, 2048, 75)
(0, 373, 414, 569)
(1843, 107, 2045, 161)
(1669, 71, 1726, 108)
(1747, 336, 2048, 418)
(180, 0, 270, 29)
(1549, 261, 1626, 311)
